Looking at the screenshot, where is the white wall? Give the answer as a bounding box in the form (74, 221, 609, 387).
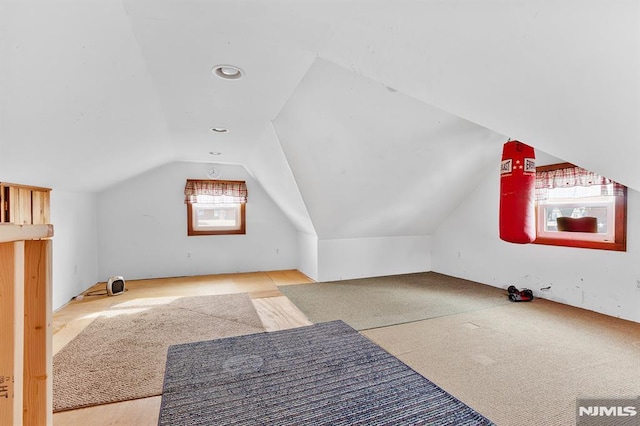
(297, 232, 319, 281)
(432, 167, 640, 323)
(50, 190, 99, 311)
(246, 124, 316, 236)
(317, 236, 432, 282)
(97, 161, 299, 281)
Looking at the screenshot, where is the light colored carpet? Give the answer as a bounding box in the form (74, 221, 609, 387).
(363, 298, 640, 426)
(279, 272, 510, 330)
(53, 293, 264, 412)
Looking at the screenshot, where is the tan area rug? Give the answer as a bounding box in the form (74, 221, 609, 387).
(53, 293, 264, 412)
(363, 299, 640, 426)
(279, 272, 510, 330)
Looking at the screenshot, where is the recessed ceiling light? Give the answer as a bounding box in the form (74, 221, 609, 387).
(212, 64, 244, 80)
(209, 151, 222, 155)
(210, 127, 228, 133)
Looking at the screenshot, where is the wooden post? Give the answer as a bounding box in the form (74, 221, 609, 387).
(0, 241, 25, 425)
(0, 242, 16, 425)
(23, 240, 52, 426)
(0, 225, 53, 426)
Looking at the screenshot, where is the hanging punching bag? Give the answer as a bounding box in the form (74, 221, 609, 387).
(499, 140, 536, 243)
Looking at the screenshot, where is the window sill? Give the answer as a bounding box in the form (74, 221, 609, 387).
(533, 236, 626, 252)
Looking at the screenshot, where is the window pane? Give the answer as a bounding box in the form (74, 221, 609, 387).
(536, 195, 615, 243)
(192, 203, 241, 231)
(542, 205, 609, 233)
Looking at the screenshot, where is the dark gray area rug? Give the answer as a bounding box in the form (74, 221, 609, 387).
(158, 320, 494, 425)
(279, 272, 510, 330)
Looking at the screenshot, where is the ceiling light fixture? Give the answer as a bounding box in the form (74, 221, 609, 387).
(210, 127, 228, 133)
(209, 151, 222, 155)
(212, 64, 244, 80)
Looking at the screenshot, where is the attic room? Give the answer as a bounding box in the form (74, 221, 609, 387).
(1, 0, 639, 425)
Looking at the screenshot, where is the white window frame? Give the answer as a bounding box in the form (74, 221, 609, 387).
(536, 196, 615, 243)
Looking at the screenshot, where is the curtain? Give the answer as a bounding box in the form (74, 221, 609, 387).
(535, 165, 624, 200)
(184, 180, 247, 204)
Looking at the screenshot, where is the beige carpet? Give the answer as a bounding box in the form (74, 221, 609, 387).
(53, 293, 264, 412)
(363, 298, 640, 426)
(279, 272, 510, 330)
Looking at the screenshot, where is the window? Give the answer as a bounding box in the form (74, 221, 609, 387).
(184, 179, 247, 236)
(533, 163, 626, 251)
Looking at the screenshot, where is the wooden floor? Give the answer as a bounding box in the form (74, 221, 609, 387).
(52, 270, 313, 426)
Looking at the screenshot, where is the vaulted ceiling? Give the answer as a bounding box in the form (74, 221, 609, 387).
(2, 0, 638, 239)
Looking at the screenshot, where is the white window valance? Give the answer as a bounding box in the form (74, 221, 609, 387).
(535, 165, 624, 200)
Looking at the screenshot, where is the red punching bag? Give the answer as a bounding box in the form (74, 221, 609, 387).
(499, 140, 536, 243)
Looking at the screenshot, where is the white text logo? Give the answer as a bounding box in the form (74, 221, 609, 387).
(578, 406, 637, 417)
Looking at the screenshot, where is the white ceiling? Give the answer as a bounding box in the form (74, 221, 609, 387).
(274, 58, 504, 239)
(2, 0, 638, 239)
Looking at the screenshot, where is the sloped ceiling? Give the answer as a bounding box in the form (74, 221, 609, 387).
(1, 1, 638, 239)
(1, 0, 174, 191)
(318, 1, 640, 190)
(274, 58, 504, 239)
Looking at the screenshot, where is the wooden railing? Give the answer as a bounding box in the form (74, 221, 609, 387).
(1, 224, 53, 425)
